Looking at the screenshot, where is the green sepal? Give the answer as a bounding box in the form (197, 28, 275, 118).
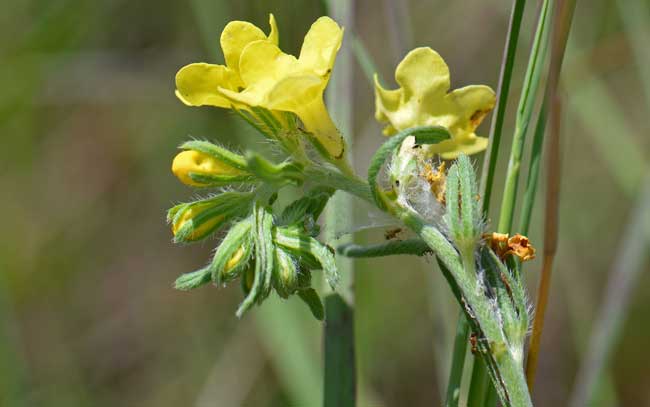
(277, 186, 334, 228)
(187, 172, 257, 187)
(179, 140, 248, 171)
(251, 106, 283, 136)
(212, 217, 254, 284)
(273, 226, 338, 289)
(298, 288, 324, 321)
(174, 266, 212, 291)
(169, 192, 252, 243)
(245, 152, 304, 186)
(444, 154, 482, 254)
(236, 203, 275, 317)
(273, 246, 300, 298)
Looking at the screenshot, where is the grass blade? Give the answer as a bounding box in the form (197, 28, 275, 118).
(479, 0, 527, 215)
(323, 294, 357, 407)
(525, 0, 578, 391)
(497, 0, 552, 234)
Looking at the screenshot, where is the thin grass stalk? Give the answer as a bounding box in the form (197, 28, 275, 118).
(444, 313, 470, 407)
(519, 98, 548, 236)
(525, 0, 578, 390)
(497, 0, 553, 234)
(466, 359, 489, 407)
(324, 1, 356, 406)
(479, 0, 527, 215)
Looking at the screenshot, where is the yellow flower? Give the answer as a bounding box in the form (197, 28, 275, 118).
(375, 47, 496, 159)
(175, 14, 279, 109)
(172, 150, 249, 187)
(175, 15, 347, 163)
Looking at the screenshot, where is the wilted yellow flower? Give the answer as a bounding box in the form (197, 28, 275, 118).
(485, 232, 536, 262)
(421, 162, 447, 203)
(172, 150, 248, 187)
(175, 15, 347, 162)
(375, 47, 496, 159)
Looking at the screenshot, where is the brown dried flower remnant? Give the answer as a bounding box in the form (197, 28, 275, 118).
(422, 162, 447, 204)
(485, 232, 536, 262)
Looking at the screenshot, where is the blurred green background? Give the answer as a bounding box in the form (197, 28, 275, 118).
(1, 0, 649, 406)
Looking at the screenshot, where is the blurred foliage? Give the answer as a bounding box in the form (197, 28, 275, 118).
(1, 0, 649, 406)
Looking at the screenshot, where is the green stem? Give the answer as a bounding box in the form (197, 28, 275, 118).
(479, 0, 527, 215)
(323, 294, 356, 407)
(304, 166, 373, 203)
(519, 98, 549, 236)
(337, 239, 430, 257)
(445, 313, 470, 407)
(467, 359, 489, 407)
(396, 209, 532, 407)
(497, 0, 552, 234)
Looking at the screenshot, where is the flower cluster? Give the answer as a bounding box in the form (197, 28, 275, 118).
(167, 14, 355, 318)
(169, 13, 535, 324)
(175, 14, 350, 171)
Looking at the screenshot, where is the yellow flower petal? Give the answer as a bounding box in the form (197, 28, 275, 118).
(221, 22, 265, 70)
(268, 14, 279, 46)
(446, 85, 497, 133)
(265, 75, 323, 111)
(395, 47, 449, 99)
(298, 16, 343, 77)
(375, 47, 496, 157)
(175, 63, 242, 108)
(238, 40, 300, 87)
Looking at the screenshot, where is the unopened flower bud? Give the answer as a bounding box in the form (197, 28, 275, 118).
(168, 192, 251, 242)
(172, 150, 250, 187)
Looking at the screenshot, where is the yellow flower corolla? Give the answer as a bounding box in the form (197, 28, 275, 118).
(175, 14, 278, 109)
(224, 246, 246, 273)
(375, 47, 496, 159)
(172, 150, 246, 187)
(175, 15, 346, 161)
(172, 206, 224, 241)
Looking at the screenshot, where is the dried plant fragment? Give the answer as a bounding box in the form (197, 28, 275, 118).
(485, 232, 536, 262)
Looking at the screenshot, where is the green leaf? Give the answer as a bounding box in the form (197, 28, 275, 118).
(298, 288, 324, 321)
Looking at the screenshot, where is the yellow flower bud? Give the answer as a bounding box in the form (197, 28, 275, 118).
(172, 150, 246, 187)
(224, 246, 246, 274)
(172, 204, 224, 241)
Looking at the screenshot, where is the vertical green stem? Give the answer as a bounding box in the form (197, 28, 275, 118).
(467, 359, 489, 407)
(324, 1, 356, 407)
(518, 98, 548, 236)
(323, 295, 356, 407)
(445, 314, 470, 407)
(497, 0, 553, 234)
(479, 0, 527, 215)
